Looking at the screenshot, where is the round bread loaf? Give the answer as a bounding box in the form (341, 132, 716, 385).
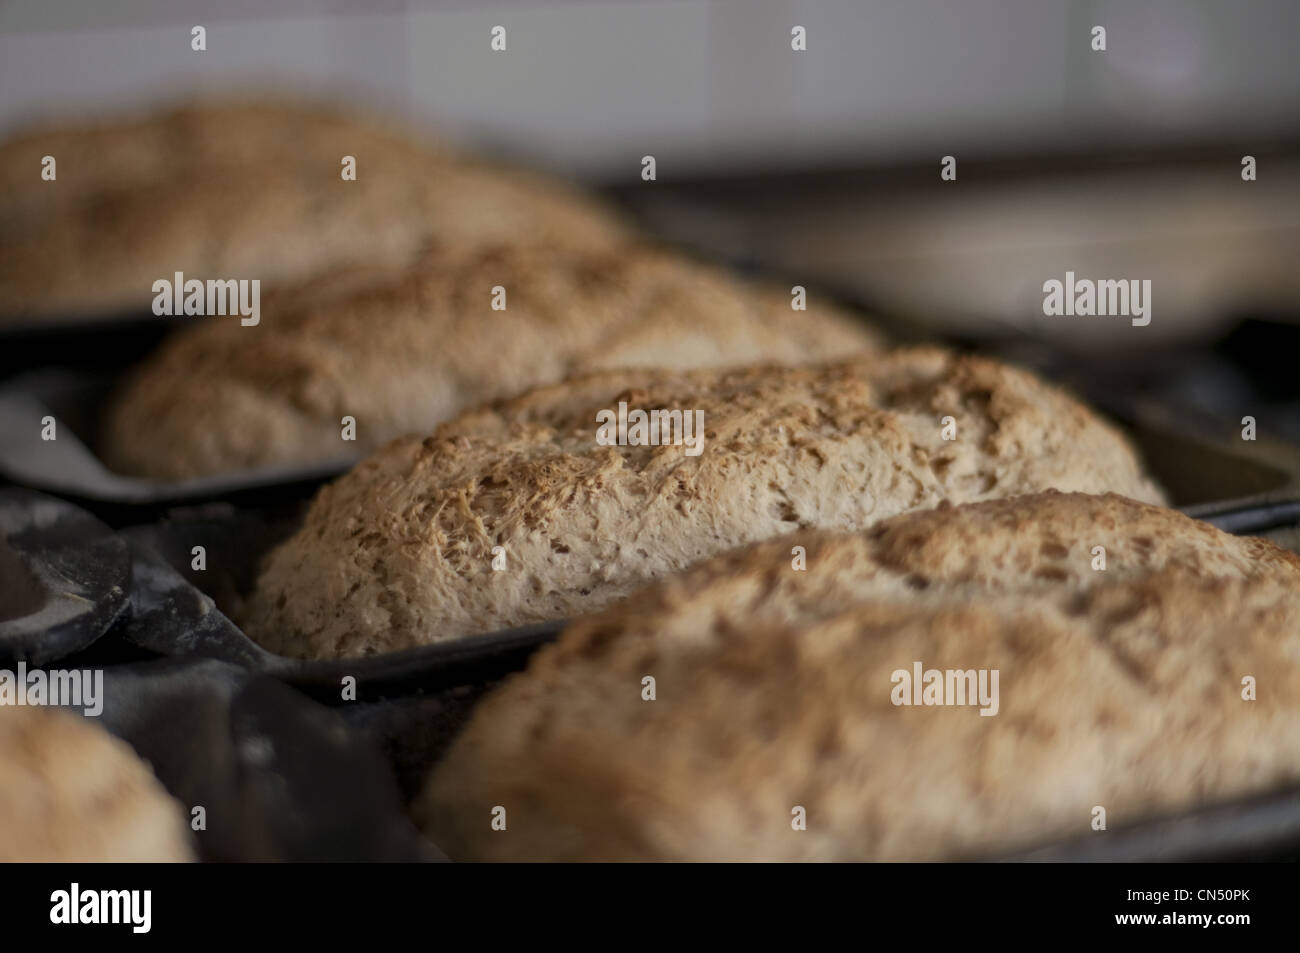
(101, 244, 879, 479)
(415, 492, 1300, 861)
(241, 351, 1164, 659)
(0, 705, 194, 862)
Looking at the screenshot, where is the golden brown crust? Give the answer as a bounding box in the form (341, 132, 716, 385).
(101, 244, 879, 478)
(415, 492, 1300, 861)
(241, 353, 1164, 660)
(0, 705, 194, 862)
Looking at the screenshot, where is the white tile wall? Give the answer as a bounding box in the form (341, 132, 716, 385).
(0, 0, 1296, 179)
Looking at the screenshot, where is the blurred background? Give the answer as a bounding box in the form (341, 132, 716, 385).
(2, 0, 1299, 433)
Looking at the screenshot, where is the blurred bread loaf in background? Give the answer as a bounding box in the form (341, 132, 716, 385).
(0, 705, 194, 862)
(242, 351, 1164, 659)
(101, 243, 879, 479)
(0, 97, 633, 322)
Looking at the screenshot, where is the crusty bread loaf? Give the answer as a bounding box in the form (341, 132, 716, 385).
(415, 492, 1300, 861)
(102, 244, 879, 478)
(242, 352, 1164, 660)
(0, 705, 194, 862)
(0, 150, 632, 322)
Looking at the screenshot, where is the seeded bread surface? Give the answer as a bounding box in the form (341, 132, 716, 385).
(416, 492, 1300, 861)
(242, 352, 1164, 659)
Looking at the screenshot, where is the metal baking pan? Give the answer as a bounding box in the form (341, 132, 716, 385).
(998, 784, 1300, 862)
(0, 489, 561, 699)
(57, 657, 439, 862)
(338, 686, 498, 806)
(1093, 395, 1300, 524)
(117, 509, 564, 701)
(0, 369, 358, 516)
(0, 311, 174, 380)
(0, 488, 131, 664)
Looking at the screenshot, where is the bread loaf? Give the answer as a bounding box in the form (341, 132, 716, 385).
(1, 158, 631, 322)
(242, 352, 1164, 659)
(0, 705, 194, 862)
(416, 492, 1300, 861)
(0, 98, 631, 322)
(102, 245, 879, 478)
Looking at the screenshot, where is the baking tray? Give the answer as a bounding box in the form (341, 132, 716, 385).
(0, 311, 174, 380)
(998, 784, 1300, 862)
(0, 489, 562, 699)
(337, 687, 498, 806)
(1094, 395, 1300, 528)
(0, 488, 131, 664)
(54, 656, 440, 862)
(0, 369, 359, 516)
(117, 509, 565, 702)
